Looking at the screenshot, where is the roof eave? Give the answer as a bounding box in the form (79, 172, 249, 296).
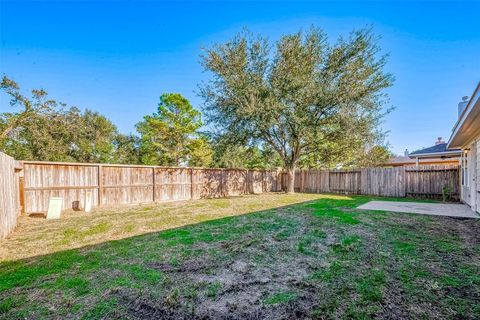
(408, 150, 462, 159)
(447, 82, 480, 149)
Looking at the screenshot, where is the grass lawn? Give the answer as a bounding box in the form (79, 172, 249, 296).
(0, 193, 479, 319)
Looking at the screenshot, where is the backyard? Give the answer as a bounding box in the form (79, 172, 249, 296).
(0, 193, 479, 319)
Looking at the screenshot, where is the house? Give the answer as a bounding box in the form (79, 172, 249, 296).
(383, 140, 460, 167)
(407, 137, 461, 166)
(447, 83, 480, 213)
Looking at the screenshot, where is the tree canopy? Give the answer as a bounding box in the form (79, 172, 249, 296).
(210, 135, 282, 169)
(1, 76, 52, 142)
(200, 27, 393, 191)
(1, 76, 122, 162)
(136, 93, 212, 167)
(0, 78, 213, 166)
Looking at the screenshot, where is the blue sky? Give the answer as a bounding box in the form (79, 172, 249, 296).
(1, 0, 479, 155)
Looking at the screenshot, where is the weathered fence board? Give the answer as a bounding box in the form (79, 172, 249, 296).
(361, 167, 406, 197)
(101, 165, 154, 205)
(329, 170, 362, 194)
(0, 152, 20, 239)
(20, 161, 281, 213)
(225, 169, 247, 196)
(155, 168, 191, 202)
(291, 165, 459, 199)
(19, 160, 460, 215)
(294, 169, 362, 194)
(405, 165, 460, 199)
(23, 163, 99, 212)
(193, 169, 223, 199)
(263, 170, 281, 193)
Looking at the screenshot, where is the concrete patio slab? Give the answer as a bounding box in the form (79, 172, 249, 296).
(358, 201, 479, 218)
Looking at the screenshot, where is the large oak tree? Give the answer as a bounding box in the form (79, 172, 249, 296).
(200, 27, 393, 192)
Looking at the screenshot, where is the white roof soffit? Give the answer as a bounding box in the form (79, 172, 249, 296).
(408, 150, 462, 159)
(448, 82, 480, 149)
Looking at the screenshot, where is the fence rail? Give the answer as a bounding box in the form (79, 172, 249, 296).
(0, 152, 20, 239)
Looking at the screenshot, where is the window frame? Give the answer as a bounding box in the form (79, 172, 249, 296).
(462, 151, 469, 187)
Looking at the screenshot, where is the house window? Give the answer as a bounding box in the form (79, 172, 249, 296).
(462, 151, 469, 186)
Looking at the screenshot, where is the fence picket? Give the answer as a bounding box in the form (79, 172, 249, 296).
(0, 152, 20, 239)
(3, 158, 460, 232)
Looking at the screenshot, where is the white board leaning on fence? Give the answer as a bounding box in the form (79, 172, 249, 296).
(46, 197, 63, 219)
(84, 191, 93, 213)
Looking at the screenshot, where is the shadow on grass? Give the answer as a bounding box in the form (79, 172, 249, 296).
(1, 193, 478, 319)
(0, 194, 369, 290)
(0, 194, 428, 290)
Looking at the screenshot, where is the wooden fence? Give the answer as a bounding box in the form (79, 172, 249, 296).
(290, 165, 460, 199)
(0, 152, 21, 239)
(21, 161, 281, 213)
(21, 162, 460, 214)
(0, 156, 461, 238)
(405, 165, 460, 198)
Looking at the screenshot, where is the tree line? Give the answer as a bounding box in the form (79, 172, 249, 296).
(0, 79, 284, 168)
(1, 27, 392, 190)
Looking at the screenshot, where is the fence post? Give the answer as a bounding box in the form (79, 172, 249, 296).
(19, 175, 25, 215)
(152, 167, 156, 203)
(262, 170, 265, 193)
(300, 170, 304, 192)
(226, 169, 229, 196)
(220, 168, 224, 197)
(279, 169, 283, 192)
(328, 171, 331, 193)
(190, 168, 194, 200)
(13, 161, 23, 216)
(98, 165, 103, 206)
(401, 166, 406, 197)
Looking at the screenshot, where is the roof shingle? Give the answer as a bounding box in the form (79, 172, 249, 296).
(409, 143, 461, 156)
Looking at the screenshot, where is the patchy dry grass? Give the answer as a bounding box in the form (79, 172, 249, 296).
(0, 193, 479, 319)
(0, 193, 325, 261)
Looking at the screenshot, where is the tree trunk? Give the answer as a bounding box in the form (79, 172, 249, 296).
(286, 166, 295, 193)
